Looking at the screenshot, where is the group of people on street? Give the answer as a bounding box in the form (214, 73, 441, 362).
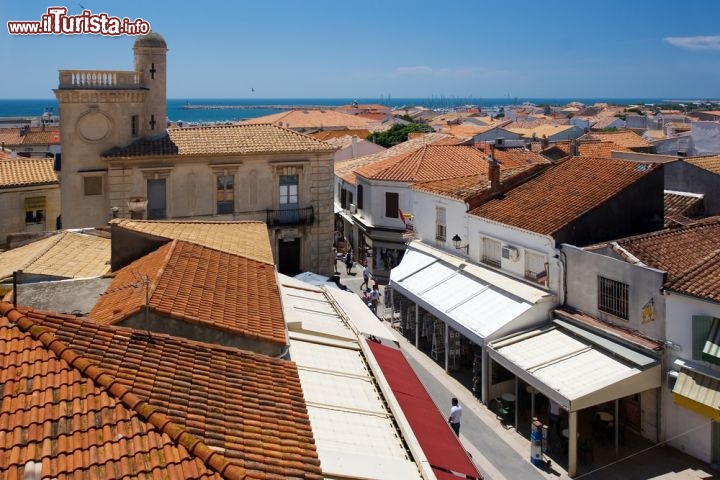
(360, 261, 381, 315)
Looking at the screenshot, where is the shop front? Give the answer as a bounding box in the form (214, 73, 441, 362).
(487, 317, 662, 477)
(387, 241, 555, 403)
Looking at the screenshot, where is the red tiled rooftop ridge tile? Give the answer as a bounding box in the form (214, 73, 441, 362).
(0, 302, 323, 479)
(89, 240, 287, 346)
(0, 303, 227, 479)
(469, 156, 658, 235)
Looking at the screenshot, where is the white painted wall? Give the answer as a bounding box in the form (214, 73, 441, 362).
(562, 244, 667, 342)
(468, 216, 561, 296)
(411, 189, 467, 250)
(663, 292, 720, 463)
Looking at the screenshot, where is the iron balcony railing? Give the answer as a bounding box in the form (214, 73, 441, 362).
(266, 206, 314, 227)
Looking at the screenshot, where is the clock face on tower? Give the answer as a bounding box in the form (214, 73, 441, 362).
(77, 109, 112, 142)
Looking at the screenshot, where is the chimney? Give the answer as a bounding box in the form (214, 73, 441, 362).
(569, 138, 579, 156)
(488, 156, 501, 192)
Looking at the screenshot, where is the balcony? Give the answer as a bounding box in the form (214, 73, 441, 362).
(58, 70, 141, 89)
(266, 206, 314, 227)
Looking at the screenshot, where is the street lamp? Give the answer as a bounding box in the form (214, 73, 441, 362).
(452, 234, 469, 253)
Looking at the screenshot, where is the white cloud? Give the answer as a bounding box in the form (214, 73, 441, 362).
(665, 35, 720, 50)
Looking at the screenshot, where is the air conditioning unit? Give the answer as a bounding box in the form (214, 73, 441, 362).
(348, 204, 357, 214)
(501, 245, 519, 261)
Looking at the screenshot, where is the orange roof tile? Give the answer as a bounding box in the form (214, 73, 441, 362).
(310, 129, 371, 141)
(355, 144, 548, 183)
(412, 165, 543, 201)
(242, 109, 376, 130)
(103, 123, 335, 158)
(469, 156, 658, 235)
(611, 217, 720, 284)
(89, 240, 287, 346)
(111, 219, 274, 265)
(0, 231, 111, 282)
(353, 145, 483, 182)
(0, 302, 322, 479)
(21, 129, 61, 145)
(0, 306, 224, 479)
(685, 155, 720, 175)
(334, 132, 453, 184)
(0, 128, 24, 146)
(584, 130, 653, 149)
(0, 158, 58, 188)
(540, 140, 631, 159)
(664, 192, 704, 227)
(666, 250, 720, 303)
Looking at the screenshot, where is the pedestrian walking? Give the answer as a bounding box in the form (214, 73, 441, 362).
(345, 250, 353, 274)
(370, 284, 381, 315)
(448, 397, 462, 437)
(361, 262, 370, 291)
(332, 248, 339, 274)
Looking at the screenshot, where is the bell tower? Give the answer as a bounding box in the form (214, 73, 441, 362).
(54, 31, 169, 229)
(133, 31, 168, 137)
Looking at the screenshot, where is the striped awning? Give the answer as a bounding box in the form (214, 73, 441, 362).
(672, 365, 720, 420)
(702, 317, 720, 365)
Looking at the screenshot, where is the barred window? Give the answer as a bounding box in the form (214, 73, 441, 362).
(435, 207, 446, 241)
(598, 276, 629, 319)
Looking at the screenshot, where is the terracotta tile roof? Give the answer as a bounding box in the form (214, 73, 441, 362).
(0, 158, 58, 188)
(412, 165, 540, 201)
(89, 240, 287, 346)
(310, 129, 371, 141)
(353, 145, 482, 182)
(111, 219, 274, 265)
(685, 155, 720, 175)
(0, 232, 111, 282)
(664, 191, 704, 227)
(583, 130, 653, 149)
(469, 156, 658, 235)
(666, 250, 720, 303)
(21, 129, 61, 145)
(103, 123, 335, 158)
(0, 302, 322, 479)
(540, 140, 631, 159)
(474, 145, 552, 168)
(611, 217, 720, 284)
(334, 132, 453, 184)
(0, 128, 24, 145)
(241, 109, 376, 130)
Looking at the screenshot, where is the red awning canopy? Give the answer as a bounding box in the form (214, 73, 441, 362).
(366, 341, 482, 479)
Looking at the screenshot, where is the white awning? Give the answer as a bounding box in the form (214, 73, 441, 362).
(488, 319, 661, 411)
(390, 241, 554, 343)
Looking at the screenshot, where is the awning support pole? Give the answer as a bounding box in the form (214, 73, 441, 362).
(414, 304, 419, 348)
(514, 376, 519, 430)
(568, 410, 578, 477)
(615, 399, 620, 460)
(444, 322, 449, 373)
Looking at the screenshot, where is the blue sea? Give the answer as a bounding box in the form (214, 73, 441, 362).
(0, 97, 715, 124)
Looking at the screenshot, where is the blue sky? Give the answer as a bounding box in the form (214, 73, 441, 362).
(2, 0, 720, 99)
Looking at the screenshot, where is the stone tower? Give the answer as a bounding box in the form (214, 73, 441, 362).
(133, 31, 168, 137)
(54, 31, 168, 228)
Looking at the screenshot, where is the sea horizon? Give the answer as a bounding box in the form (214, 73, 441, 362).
(2, 96, 718, 124)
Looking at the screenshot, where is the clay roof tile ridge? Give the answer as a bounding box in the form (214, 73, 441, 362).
(0, 302, 248, 479)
